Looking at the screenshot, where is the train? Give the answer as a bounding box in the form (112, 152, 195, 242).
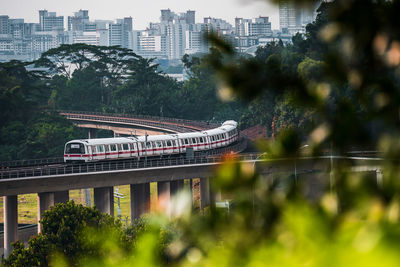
(64, 120, 239, 163)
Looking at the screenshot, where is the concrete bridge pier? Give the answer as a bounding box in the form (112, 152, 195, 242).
(157, 181, 170, 201)
(38, 192, 55, 233)
(54, 191, 69, 204)
(200, 178, 215, 210)
(94, 187, 114, 216)
(157, 181, 170, 215)
(37, 191, 70, 233)
(188, 179, 193, 205)
(88, 128, 97, 139)
(170, 180, 184, 196)
(3, 195, 18, 258)
(131, 183, 150, 222)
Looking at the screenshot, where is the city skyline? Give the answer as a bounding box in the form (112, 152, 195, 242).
(2, 0, 280, 30)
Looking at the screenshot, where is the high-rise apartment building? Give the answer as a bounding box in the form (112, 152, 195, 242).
(204, 17, 233, 34)
(235, 17, 271, 37)
(39, 10, 64, 31)
(161, 9, 173, 22)
(185, 10, 195, 25)
(0, 16, 10, 34)
(279, 1, 320, 34)
(108, 23, 122, 46)
(185, 30, 209, 54)
(167, 21, 188, 60)
(108, 18, 133, 48)
(251, 17, 272, 36)
(137, 31, 168, 58)
(67, 10, 89, 31)
(10, 19, 25, 38)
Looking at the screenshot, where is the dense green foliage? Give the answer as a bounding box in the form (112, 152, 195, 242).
(2, 202, 171, 267)
(0, 61, 85, 161)
(211, 0, 400, 152)
(36, 43, 245, 121)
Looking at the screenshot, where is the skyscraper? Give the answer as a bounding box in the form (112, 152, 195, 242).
(161, 9, 173, 22)
(0, 16, 10, 34)
(108, 18, 133, 48)
(39, 10, 64, 31)
(67, 10, 89, 31)
(186, 10, 195, 25)
(279, 1, 319, 34)
(235, 17, 271, 37)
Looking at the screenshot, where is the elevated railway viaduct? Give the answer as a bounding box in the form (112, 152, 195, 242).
(0, 111, 240, 257)
(0, 112, 384, 258)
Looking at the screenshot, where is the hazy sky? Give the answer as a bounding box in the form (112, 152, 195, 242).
(2, 0, 280, 30)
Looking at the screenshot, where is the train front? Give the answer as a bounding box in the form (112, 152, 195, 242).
(64, 140, 88, 163)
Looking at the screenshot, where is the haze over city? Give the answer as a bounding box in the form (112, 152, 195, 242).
(2, 0, 280, 30)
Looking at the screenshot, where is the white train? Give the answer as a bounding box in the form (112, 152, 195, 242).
(64, 120, 239, 163)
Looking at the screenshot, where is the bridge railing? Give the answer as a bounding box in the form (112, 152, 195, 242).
(61, 112, 189, 133)
(56, 110, 221, 131)
(0, 157, 64, 169)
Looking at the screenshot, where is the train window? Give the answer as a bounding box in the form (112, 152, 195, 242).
(97, 145, 104, 153)
(91, 146, 96, 153)
(199, 137, 203, 143)
(123, 144, 129, 150)
(105, 145, 109, 152)
(66, 143, 85, 154)
(130, 143, 135, 151)
(172, 140, 176, 146)
(117, 144, 122, 151)
(166, 140, 172, 147)
(156, 141, 162, 148)
(192, 138, 197, 144)
(110, 144, 117, 151)
(184, 139, 189, 145)
(146, 142, 152, 149)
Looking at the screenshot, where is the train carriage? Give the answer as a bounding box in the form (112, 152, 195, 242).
(64, 120, 239, 163)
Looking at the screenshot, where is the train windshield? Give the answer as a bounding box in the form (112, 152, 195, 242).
(65, 143, 85, 154)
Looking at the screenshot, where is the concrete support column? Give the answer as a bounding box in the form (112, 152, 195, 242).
(200, 178, 211, 210)
(157, 181, 170, 201)
(214, 190, 222, 202)
(376, 168, 383, 187)
(3, 195, 18, 258)
(189, 179, 193, 205)
(131, 183, 150, 222)
(170, 180, 184, 197)
(54, 191, 69, 204)
(88, 128, 97, 139)
(38, 192, 55, 233)
(157, 181, 170, 215)
(94, 187, 114, 216)
(84, 189, 92, 207)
